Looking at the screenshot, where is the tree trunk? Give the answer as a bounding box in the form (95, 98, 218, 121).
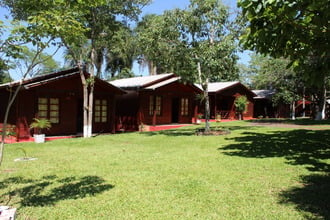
(148, 60, 157, 75)
(0, 83, 23, 165)
(315, 82, 327, 120)
(204, 80, 210, 132)
(78, 64, 89, 138)
(87, 83, 94, 137)
(302, 87, 306, 117)
(196, 59, 211, 132)
(291, 101, 296, 120)
(87, 47, 97, 137)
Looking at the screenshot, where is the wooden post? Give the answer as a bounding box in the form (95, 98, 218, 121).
(152, 108, 157, 126)
(111, 96, 116, 133)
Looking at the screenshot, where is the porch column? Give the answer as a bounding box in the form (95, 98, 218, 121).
(110, 96, 116, 133)
(214, 93, 217, 119)
(152, 110, 157, 126)
(194, 102, 198, 123)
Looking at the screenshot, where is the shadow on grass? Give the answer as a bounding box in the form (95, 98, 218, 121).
(220, 129, 330, 172)
(0, 175, 114, 207)
(279, 174, 330, 219)
(249, 118, 330, 125)
(142, 125, 258, 136)
(220, 129, 330, 219)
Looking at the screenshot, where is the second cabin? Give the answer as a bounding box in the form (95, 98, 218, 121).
(110, 74, 202, 131)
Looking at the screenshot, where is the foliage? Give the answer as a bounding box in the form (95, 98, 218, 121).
(238, 0, 330, 118)
(109, 67, 135, 80)
(136, 0, 241, 132)
(238, 0, 329, 80)
(234, 95, 248, 113)
(135, 13, 180, 75)
(238, 0, 330, 119)
(248, 53, 303, 105)
(29, 118, 51, 134)
(13, 46, 60, 77)
(0, 22, 13, 83)
(0, 121, 329, 219)
(136, 0, 240, 81)
(2, 0, 151, 139)
(0, 71, 12, 84)
(0, 2, 84, 164)
(197, 113, 203, 119)
(4, 125, 16, 137)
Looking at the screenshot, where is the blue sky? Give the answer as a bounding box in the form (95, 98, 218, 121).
(1, 0, 250, 78)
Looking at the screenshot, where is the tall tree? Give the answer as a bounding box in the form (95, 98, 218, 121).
(3, 0, 150, 137)
(136, 13, 181, 75)
(0, 7, 84, 165)
(238, 0, 330, 119)
(169, 0, 239, 132)
(104, 24, 136, 79)
(0, 21, 13, 83)
(137, 0, 239, 132)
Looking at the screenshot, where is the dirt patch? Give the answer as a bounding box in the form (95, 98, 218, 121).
(195, 128, 231, 136)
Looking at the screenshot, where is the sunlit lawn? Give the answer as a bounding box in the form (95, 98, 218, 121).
(1, 121, 329, 219)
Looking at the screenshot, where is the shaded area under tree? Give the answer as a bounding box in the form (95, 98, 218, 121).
(0, 175, 114, 207)
(220, 129, 330, 218)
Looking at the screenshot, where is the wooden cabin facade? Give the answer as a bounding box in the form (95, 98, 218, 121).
(253, 90, 314, 118)
(0, 68, 125, 140)
(206, 82, 256, 120)
(253, 90, 276, 118)
(111, 74, 202, 131)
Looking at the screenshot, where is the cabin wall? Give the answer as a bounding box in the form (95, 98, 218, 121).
(115, 91, 139, 131)
(139, 84, 198, 125)
(208, 85, 255, 120)
(115, 82, 199, 129)
(253, 99, 275, 118)
(0, 74, 119, 139)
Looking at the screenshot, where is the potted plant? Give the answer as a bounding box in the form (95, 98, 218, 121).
(30, 118, 51, 143)
(234, 95, 249, 120)
(196, 113, 203, 124)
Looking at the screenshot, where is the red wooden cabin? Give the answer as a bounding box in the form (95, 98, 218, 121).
(206, 82, 256, 120)
(253, 90, 276, 118)
(0, 68, 125, 141)
(253, 90, 313, 118)
(110, 74, 202, 131)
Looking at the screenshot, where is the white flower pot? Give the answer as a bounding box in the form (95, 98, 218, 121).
(34, 134, 45, 143)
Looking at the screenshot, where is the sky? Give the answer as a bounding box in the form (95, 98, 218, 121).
(1, 0, 251, 78)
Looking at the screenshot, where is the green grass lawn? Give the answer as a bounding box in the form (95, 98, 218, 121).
(1, 121, 329, 219)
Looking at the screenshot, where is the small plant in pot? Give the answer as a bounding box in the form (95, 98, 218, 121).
(30, 118, 51, 143)
(234, 95, 249, 120)
(196, 113, 203, 124)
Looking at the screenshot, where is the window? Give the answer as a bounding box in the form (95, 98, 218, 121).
(181, 98, 189, 116)
(149, 96, 154, 115)
(149, 95, 162, 116)
(95, 99, 107, 123)
(38, 97, 59, 123)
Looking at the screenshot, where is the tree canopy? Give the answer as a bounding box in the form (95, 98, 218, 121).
(238, 0, 329, 85)
(238, 0, 329, 119)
